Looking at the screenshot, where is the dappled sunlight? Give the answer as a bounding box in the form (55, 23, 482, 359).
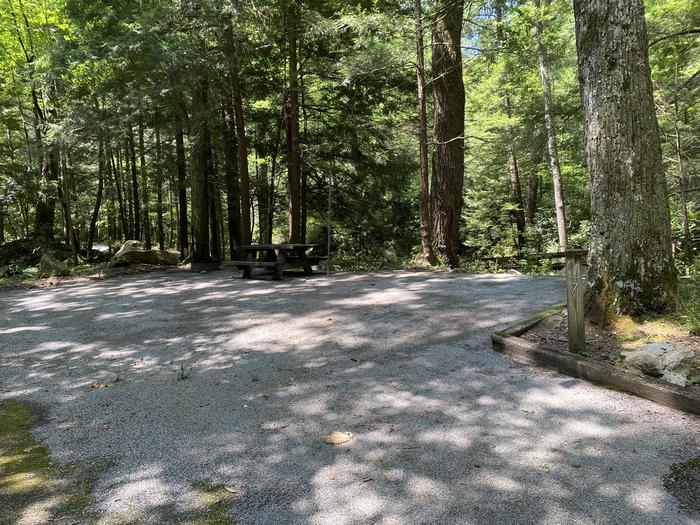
(1, 271, 698, 523)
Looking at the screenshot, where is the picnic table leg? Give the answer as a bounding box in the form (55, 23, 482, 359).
(273, 251, 286, 281)
(243, 251, 255, 278)
(297, 248, 314, 275)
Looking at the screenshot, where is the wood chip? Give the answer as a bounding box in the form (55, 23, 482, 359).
(324, 431, 353, 445)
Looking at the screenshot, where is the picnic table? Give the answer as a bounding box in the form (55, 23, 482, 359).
(232, 244, 323, 280)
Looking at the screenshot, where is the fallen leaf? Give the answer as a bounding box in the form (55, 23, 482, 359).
(90, 382, 108, 389)
(325, 431, 353, 445)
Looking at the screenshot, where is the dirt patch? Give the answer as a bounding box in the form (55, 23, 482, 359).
(522, 311, 700, 386)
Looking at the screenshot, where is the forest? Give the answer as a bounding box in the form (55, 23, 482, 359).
(3, 2, 700, 523)
(0, 0, 699, 311)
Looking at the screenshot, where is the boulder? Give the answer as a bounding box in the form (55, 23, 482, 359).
(622, 343, 695, 386)
(38, 254, 71, 278)
(109, 241, 179, 267)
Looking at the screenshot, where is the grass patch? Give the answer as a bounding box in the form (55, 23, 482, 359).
(0, 400, 107, 524)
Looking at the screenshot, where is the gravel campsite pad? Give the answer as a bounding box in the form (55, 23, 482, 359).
(1, 271, 699, 524)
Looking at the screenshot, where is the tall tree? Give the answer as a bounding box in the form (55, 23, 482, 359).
(286, 1, 303, 243)
(431, 0, 465, 268)
(414, 0, 437, 265)
(535, 0, 567, 250)
(573, 0, 680, 317)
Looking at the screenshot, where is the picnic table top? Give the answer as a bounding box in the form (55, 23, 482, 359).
(238, 243, 321, 251)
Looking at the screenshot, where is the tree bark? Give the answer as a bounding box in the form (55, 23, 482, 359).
(415, 0, 437, 265)
(222, 98, 242, 258)
(287, 1, 303, 243)
(128, 125, 141, 241)
(574, 0, 679, 317)
(223, 24, 252, 247)
(155, 127, 165, 250)
(535, 0, 568, 250)
(139, 119, 151, 248)
(526, 131, 545, 225)
(190, 71, 211, 263)
(431, 0, 465, 268)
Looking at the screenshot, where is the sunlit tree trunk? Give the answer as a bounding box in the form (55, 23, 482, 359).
(574, 0, 679, 317)
(287, 1, 303, 243)
(415, 0, 437, 265)
(535, 0, 567, 250)
(431, 0, 465, 268)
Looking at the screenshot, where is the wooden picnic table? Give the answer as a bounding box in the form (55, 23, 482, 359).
(232, 243, 322, 280)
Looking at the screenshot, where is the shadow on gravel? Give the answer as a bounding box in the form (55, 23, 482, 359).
(1, 271, 698, 524)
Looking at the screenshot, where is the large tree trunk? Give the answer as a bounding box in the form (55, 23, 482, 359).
(286, 2, 303, 243)
(535, 0, 568, 250)
(222, 98, 242, 258)
(190, 73, 211, 264)
(574, 0, 679, 317)
(431, 0, 465, 268)
(223, 24, 252, 247)
(415, 0, 437, 265)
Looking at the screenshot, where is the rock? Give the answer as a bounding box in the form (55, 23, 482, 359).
(622, 343, 695, 386)
(108, 240, 179, 267)
(38, 254, 71, 278)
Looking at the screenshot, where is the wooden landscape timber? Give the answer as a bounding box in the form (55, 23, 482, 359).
(492, 307, 700, 416)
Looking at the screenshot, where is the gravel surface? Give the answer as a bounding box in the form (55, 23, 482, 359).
(1, 270, 698, 524)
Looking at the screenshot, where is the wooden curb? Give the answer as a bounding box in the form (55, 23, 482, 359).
(491, 307, 700, 416)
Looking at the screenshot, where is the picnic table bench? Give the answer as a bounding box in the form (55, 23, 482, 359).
(232, 243, 325, 280)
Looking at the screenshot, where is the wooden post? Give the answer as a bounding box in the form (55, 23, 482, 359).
(565, 251, 586, 353)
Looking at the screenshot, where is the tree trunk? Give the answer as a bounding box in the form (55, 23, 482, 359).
(58, 151, 79, 257)
(526, 131, 545, 225)
(111, 148, 127, 241)
(431, 0, 465, 268)
(190, 72, 211, 263)
(574, 0, 679, 317)
(105, 143, 117, 243)
(286, 2, 303, 243)
(535, 0, 567, 250)
(128, 125, 141, 240)
(139, 119, 151, 248)
(87, 138, 105, 257)
(155, 127, 165, 251)
(208, 144, 221, 262)
(257, 159, 271, 244)
(223, 24, 252, 247)
(415, 0, 437, 265)
(175, 117, 189, 258)
(222, 98, 242, 258)
(504, 97, 526, 253)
